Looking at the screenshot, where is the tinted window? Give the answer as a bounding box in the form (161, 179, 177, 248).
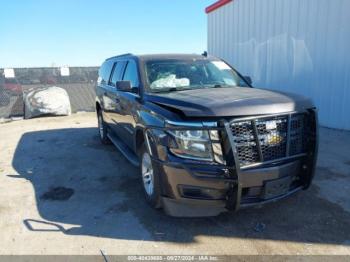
(98, 60, 113, 85)
(109, 61, 126, 86)
(123, 60, 139, 88)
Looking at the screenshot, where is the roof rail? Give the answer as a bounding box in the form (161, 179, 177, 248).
(106, 53, 134, 61)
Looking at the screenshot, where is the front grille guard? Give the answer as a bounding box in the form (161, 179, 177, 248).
(229, 113, 309, 169)
(223, 110, 318, 210)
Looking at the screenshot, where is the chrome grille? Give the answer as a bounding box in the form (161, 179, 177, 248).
(230, 113, 308, 167)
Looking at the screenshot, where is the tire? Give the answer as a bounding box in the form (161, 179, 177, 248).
(97, 110, 111, 144)
(140, 144, 162, 209)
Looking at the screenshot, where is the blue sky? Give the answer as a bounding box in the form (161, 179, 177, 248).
(0, 0, 213, 68)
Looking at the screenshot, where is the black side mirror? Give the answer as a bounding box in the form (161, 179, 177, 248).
(116, 81, 132, 92)
(244, 76, 253, 86)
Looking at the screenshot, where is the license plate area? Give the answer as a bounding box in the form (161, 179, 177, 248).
(262, 176, 292, 200)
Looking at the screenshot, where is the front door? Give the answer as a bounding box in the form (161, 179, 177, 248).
(115, 60, 140, 150)
(107, 61, 127, 135)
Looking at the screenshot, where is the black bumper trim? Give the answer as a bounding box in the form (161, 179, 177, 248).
(161, 197, 227, 217)
(240, 186, 303, 208)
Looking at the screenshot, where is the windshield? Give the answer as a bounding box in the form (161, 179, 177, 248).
(145, 59, 248, 93)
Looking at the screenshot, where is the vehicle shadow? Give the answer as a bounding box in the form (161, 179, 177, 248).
(11, 127, 350, 244)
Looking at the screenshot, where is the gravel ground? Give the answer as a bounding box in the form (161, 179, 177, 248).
(0, 113, 349, 255)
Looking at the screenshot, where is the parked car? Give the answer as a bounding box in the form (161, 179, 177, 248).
(95, 53, 318, 217)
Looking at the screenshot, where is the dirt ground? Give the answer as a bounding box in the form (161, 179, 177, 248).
(0, 113, 349, 255)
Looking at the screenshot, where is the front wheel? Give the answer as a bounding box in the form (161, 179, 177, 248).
(140, 144, 162, 209)
(97, 110, 110, 144)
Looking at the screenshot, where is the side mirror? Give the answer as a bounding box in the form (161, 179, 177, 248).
(244, 76, 253, 86)
(116, 81, 132, 92)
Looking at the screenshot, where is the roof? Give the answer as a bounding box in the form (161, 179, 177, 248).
(106, 53, 134, 61)
(137, 54, 210, 61)
(205, 0, 233, 14)
(106, 54, 217, 62)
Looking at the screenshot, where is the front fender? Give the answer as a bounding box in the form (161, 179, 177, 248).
(133, 108, 165, 155)
(137, 110, 165, 129)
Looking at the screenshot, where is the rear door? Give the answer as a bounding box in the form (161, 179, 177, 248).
(97, 60, 114, 125)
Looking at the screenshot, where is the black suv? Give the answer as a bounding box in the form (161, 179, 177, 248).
(95, 53, 318, 217)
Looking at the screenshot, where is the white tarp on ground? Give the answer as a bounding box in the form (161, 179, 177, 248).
(24, 86, 71, 118)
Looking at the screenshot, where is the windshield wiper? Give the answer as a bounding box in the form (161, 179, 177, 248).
(152, 87, 192, 93)
(151, 85, 235, 93)
(202, 84, 234, 89)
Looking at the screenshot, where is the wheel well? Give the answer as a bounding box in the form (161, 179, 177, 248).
(96, 102, 101, 112)
(135, 129, 145, 155)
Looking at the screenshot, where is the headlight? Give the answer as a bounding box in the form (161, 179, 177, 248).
(168, 130, 213, 161)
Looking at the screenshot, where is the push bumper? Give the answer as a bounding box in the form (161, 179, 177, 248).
(146, 110, 317, 217)
(153, 157, 309, 217)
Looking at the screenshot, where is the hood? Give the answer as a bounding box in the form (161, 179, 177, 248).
(145, 87, 314, 118)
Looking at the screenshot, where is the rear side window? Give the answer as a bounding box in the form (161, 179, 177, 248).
(123, 60, 139, 88)
(109, 61, 126, 86)
(98, 60, 113, 85)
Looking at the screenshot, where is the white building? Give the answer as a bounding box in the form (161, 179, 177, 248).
(206, 0, 350, 130)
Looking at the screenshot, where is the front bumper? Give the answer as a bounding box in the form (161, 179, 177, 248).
(147, 110, 318, 217)
(152, 157, 310, 217)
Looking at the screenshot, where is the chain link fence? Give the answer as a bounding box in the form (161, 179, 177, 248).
(0, 67, 99, 120)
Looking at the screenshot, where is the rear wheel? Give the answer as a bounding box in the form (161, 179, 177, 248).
(140, 144, 162, 209)
(97, 110, 110, 144)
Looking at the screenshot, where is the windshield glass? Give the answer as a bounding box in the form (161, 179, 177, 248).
(145, 59, 248, 93)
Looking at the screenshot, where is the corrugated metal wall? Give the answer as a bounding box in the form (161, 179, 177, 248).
(208, 0, 350, 130)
